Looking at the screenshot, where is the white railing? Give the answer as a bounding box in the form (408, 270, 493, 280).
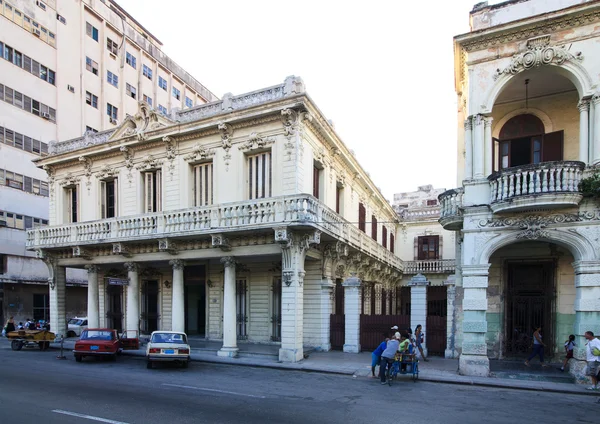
(489, 161, 585, 203)
(438, 188, 463, 220)
(27, 194, 402, 271)
(404, 259, 455, 274)
(397, 207, 440, 221)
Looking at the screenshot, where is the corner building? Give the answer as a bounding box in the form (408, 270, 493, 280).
(441, 0, 600, 378)
(27, 77, 402, 362)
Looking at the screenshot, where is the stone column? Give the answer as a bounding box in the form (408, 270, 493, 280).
(444, 274, 458, 359)
(44, 258, 67, 337)
(464, 118, 473, 180)
(472, 115, 485, 179)
(276, 228, 320, 362)
(578, 99, 590, 164)
(593, 94, 600, 164)
(85, 265, 100, 329)
(571, 261, 600, 380)
(484, 117, 493, 176)
(409, 273, 429, 356)
(459, 264, 490, 377)
(319, 278, 334, 351)
(170, 260, 185, 333)
(124, 262, 140, 332)
(342, 274, 362, 353)
(218, 256, 238, 357)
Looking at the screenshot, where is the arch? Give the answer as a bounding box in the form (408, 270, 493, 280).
(492, 108, 554, 138)
(482, 62, 594, 115)
(499, 114, 544, 140)
(476, 229, 596, 265)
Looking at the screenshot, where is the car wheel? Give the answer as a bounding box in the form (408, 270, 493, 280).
(147, 361, 153, 369)
(75, 355, 82, 362)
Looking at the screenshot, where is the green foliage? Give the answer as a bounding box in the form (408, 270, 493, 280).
(579, 169, 600, 198)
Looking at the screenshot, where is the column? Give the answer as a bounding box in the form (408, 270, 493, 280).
(459, 264, 490, 377)
(342, 274, 361, 353)
(319, 278, 334, 351)
(85, 265, 99, 329)
(170, 260, 185, 333)
(124, 262, 140, 332)
(472, 115, 485, 178)
(46, 259, 67, 337)
(593, 94, 600, 164)
(218, 256, 238, 357)
(484, 117, 493, 176)
(570, 261, 600, 380)
(464, 118, 473, 180)
(444, 274, 458, 359)
(578, 99, 590, 164)
(409, 273, 429, 357)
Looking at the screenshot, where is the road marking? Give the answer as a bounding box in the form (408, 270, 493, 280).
(162, 383, 266, 399)
(52, 410, 129, 424)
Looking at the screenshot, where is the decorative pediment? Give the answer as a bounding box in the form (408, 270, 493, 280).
(95, 164, 118, 179)
(238, 132, 275, 152)
(494, 36, 583, 80)
(135, 154, 163, 170)
(217, 122, 233, 152)
(59, 172, 80, 187)
(108, 101, 175, 142)
(184, 143, 215, 162)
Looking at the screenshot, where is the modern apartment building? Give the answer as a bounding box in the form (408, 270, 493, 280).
(0, 0, 217, 327)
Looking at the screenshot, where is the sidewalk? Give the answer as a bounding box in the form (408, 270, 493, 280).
(5, 338, 598, 397)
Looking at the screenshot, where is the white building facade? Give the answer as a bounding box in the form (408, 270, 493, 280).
(26, 77, 403, 361)
(0, 0, 216, 326)
(441, 0, 600, 379)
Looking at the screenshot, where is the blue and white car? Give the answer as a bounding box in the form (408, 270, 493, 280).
(146, 331, 190, 369)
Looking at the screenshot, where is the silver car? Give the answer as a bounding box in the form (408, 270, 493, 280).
(146, 331, 191, 369)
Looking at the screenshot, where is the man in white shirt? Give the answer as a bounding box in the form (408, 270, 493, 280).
(584, 331, 600, 390)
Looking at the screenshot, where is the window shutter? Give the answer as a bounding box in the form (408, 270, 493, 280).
(390, 233, 395, 253)
(541, 130, 563, 162)
(371, 215, 377, 241)
(418, 237, 424, 260)
(144, 172, 153, 213)
(114, 178, 119, 217)
(24, 176, 32, 192)
(101, 181, 107, 218)
(194, 163, 213, 206)
(155, 171, 162, 212)
(313, 166, 320, 198)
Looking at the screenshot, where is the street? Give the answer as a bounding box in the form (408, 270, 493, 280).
(0, 344, 597, 424)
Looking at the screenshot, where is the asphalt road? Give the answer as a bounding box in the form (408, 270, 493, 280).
(0, 342, 598, 424)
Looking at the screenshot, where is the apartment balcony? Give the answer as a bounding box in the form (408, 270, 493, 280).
(488, 161, 585, 214)
(438, 188, 464, 231)
(26, 194, 402, 271)
(403, 259, 455, 275)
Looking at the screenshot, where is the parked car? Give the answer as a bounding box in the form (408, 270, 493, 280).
(67, 317, 88, 337)
(73, 328, 120, 362)
(146, 331, 190, 369)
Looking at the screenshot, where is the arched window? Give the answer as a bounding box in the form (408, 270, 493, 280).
(496, 114, 562, 169)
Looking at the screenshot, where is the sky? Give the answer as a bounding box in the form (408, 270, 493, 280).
(118, 0, 491, 202)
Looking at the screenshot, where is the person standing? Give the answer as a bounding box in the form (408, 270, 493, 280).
(560, 334, 576, 372)
(584, 331, 600, 390)
(525, 326, 548, 368)
(371, 334, 388, 378)
(414, 324, 428, 362)
(5, 317, 15, 333)
(379, 333, 400, 385)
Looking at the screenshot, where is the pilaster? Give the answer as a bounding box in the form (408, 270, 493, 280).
(218, 256, 238, 357)
(318, 277, 334, 351)
(124, 262, 140, 333)
(85, 265, 99, 329)
(170, 260, 185, 333)
(444, 274, 459, 359)
(578, 99, 590, 164)
(44, 256, 66, 337)
(409, 273, 429, 356)
(592, 94, 600, 164)
(342, 274, 362, 353)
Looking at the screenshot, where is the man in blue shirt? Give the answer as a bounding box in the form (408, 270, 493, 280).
(371, 334, 388, 377)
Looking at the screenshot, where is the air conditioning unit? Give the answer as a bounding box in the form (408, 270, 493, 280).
(110, 118, 118, 125)
(41, 112, 51, 119)
(32, 28, 41, 37)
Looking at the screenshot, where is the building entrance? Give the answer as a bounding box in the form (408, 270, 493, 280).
(106, 285, 123, 332)
(184, 265, 206, 336)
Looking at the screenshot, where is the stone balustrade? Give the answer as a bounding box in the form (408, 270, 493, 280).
(397, 207, 440, 221)
(403, 259, 456, 274)
(27, 194, 402, 271)
(438, 188, 464, 231)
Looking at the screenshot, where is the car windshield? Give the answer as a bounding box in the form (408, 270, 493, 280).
(68, 319, 84, 325)
(81, 330, 114, 341)
(151, 333, 187, 344)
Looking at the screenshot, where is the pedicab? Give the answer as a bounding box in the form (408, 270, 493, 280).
(6, 329, 56, 351)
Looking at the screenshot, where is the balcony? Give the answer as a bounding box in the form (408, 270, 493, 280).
(488, 161, 585, 213)
(438, 188, 464, 231)
(403, 259, 455, 275)
(26, 194, 402, 272)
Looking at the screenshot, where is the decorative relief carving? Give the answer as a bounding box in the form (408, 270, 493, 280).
(217, 122, 233, 152)
(169, 259, 185, 270)
(212, 234, 231, 251)
(135, 154, 163, 171)
(238, 132, 275, 152)
(73, 246, 92, 260)
(159, 239, 178, 255)
(113, 243, 131, 257)
(120, 146, 134, 184)
(95, 164, 117, 180)
(281, 108, 298, 137)
(479, 212, 600, 229)
(494, 37, 583, 80)
(110, 101, 174, 142)
(183, 143, 214, 162)
(59, 172, 80, 187)
(220, 256, 236, 269)
(43, 165, 55, 198)
(78, 156, 93, 192)
(124, 262, 140, 273)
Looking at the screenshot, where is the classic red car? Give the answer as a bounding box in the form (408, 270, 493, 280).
(73, 328, 120, 362)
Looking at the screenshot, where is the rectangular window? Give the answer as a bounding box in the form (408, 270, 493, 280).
(390, 233, 395, 254)
(107, 38, 118, 55)
(382, 227, 388, 249)
(33, 294, 50, 322)
(57, 14, 66, 24)
(13, 50, 21, 67)
(172, 87, 180, 100)
(107, 103, 118, 121)
(158, 76, 167, 90)
(107, 71, 118, 87)
(39, 64, 48, 81)
(125, 52, 136, 69)
(86, 126, 98, 133)
(143, 64, 152, 80)
(335, 185, 343, 214)
(86, 22, 98, 41)
(36, 1, 46, 11)
(157, 104, 167, 115)
(143, 94, 152, 106)
(193, 162, 213, 207)
(247, 152, 272, 200)
(85, 91, 98, 108)
(48, 69, 55, 85)
(371, 215, 378, 241)
(66, 186, 78, 223)
(417, 235, 439, 260)
(185, 97, 193, 108)
(143, 171, 161, 213)
(100, 179, 118, 218)
(358, 203, 366, 233)
(86, 57, 98, 75)
(426, 199, 438, 206)
(313, 165, 321, 199)
(126, 83, 136, 99)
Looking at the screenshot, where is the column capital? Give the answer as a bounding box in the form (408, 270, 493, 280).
(578, 98, 591, 112)
(443, 274, 457, 286)
(461, 264, 491, 277)
(169, 259, 185, 270)
(572, 260, 600, 274)
(408, 273, 430, 287)
(220, 256, 236, 268)
(85, 264, 99, 274)
(124, 262, 140, 273)
(464, 119, 473, 131)
(484, 116, 493, 127)
(592, 93, 600, 106)
(473, 114, 485, 127)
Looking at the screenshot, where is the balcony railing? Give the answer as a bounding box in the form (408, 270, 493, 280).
(488, 161, 585, 213)
(438, 188, 464, 230)
(403, 259, 455, 274)
(397, 207, 440, 221)
(26, 194, 402, 271)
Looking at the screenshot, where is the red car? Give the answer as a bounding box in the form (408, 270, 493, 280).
(73, 328, 120, 362)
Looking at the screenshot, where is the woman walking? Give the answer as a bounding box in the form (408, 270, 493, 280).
(525, 326, 549, 368)
(414, 324, 428, 362)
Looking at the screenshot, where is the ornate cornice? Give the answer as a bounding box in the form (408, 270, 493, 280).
(183, 143, 215, 162)
(95, 164, 118, 180)
(238, 132, 275, 152)
(135, 154, 163, 171)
